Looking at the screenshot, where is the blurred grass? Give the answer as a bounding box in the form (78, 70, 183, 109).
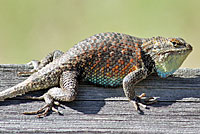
(0, 0, 199, 68)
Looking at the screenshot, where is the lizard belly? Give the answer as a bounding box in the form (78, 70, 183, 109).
(83, 71, 123, 87)
(82, 60, 139, 87)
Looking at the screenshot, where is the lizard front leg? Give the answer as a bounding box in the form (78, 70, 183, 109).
(23, 71, 78, 117)
(18, 50, 64, 76)
(123, 68, 157, 114)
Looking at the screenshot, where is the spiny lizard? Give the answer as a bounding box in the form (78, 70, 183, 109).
(0, 32, 192, 117)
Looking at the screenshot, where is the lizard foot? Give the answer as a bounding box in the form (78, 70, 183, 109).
(23, 102, 63, 118)
(130, 93, 158, 114)
(23, 95, 63, 118)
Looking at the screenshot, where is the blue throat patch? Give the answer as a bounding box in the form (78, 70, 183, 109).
(156, 69, 176, 78)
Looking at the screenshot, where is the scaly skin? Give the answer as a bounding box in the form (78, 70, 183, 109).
(0, 32, 192, 117)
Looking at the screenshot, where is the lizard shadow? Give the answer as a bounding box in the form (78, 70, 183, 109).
(60, 84, 116, 114)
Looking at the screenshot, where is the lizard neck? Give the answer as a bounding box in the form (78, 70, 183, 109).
(140, 37, 171, 77)
(140, 38, 157, 58)
(137, 38, 157, 75)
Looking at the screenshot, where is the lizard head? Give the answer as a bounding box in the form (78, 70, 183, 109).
(145, 36, 193, 78)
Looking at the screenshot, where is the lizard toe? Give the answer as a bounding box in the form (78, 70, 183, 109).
(23, 102, 63, 118)
(23, 93, 64, 117)
(130, 93, 158, 114)
(137, 93, 159, 105)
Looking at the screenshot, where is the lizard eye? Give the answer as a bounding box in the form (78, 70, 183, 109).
(171, 41, 185, 48)
(171, 38, 186, 48)
(172, 41, 182, 47)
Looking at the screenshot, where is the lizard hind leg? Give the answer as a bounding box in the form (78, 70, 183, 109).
(18, 50, 64, 76)
(23, 71, 78, 117)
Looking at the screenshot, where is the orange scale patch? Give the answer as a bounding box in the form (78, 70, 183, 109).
(91, 61, 100, 70)
(119, 70, 126, 78)
(112, 68, 115, 72)
(128, 66, 137, 73)
(130, 58, 134, 63)
(106, 72, 112, 77)
(118, 59, 125, 65)
(115, 70, 119, 74)
(115, 65, 119, 70)
(101, 67, 105, 71)
(138, 55, 142, 60)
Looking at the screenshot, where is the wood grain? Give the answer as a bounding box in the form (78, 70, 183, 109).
(0, 64, 200, 133)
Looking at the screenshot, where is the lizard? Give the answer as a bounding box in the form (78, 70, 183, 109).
(0, 32, 192, 117)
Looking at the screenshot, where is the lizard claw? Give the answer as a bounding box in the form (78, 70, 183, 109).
(23, 94, 64, 118)
(130, 93, 158, 114)
(23, 102, 63, 118)
(137, 93, 158, 104)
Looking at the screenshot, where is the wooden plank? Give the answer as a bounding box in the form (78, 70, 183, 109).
(0, 64, 200, 133)
(1, 100, 200, 133)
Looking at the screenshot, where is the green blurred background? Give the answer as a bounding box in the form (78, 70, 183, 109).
(0, 0, 199, 68)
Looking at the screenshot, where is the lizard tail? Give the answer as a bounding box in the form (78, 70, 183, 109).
(0, 79, 33, 101)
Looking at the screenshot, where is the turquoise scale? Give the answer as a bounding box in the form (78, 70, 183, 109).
(85, 75, 123, 87)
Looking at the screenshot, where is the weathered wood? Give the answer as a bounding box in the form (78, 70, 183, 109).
(0, 64, 200, 133)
